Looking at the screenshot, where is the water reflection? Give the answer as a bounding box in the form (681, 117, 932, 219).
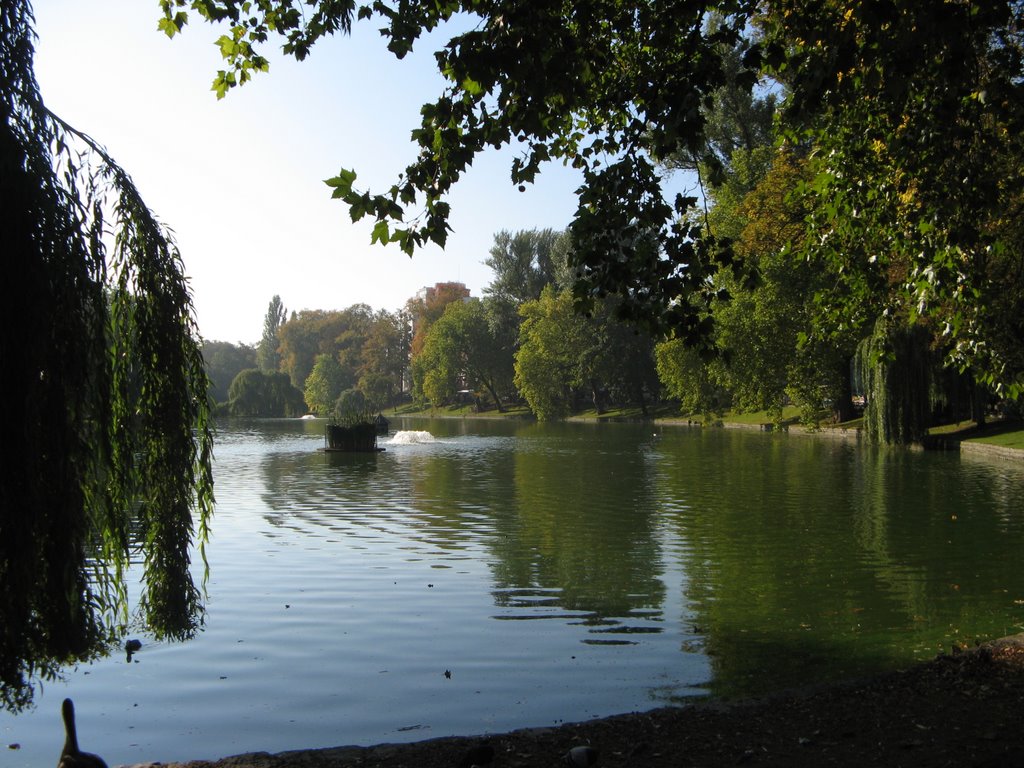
(248, 418, 1024, 691)
(5, 417, 1024, 768)
(254, 420, 670, 642)
(505, 425, 665, 641)
(650, 429, 1024, 697)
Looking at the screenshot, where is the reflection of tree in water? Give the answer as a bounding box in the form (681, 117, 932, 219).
(255, 421, 669, 640)
(257, 449, 380, 532)
(491, 425, 667, 640)
(652, 429, 1024, 699)
(254, 433, 518, 555)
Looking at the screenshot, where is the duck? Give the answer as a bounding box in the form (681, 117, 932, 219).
(58, 699, 108, 768)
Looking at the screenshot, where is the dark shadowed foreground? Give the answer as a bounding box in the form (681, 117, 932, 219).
(149, 635, 1024, 768)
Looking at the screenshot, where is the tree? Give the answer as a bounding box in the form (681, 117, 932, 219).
(257, 294, 287, 372)
(593, 302, 661, 417)
(160, 0, 754, 343)
(514, 287, 602, 421)
(334, 388, 375, 426)
(662, 17, 778, 182)
(226, 369, 306, 416)
(416, 298, 515, 411)
(276, 305, 372, 391)
(855, 318, 933, 445)
(333, 303, 374, 389)
(708, 148, 819, 422)
(162, 0, 1024, 399)
(407, 281, 471, 359)
(2, 1, 213, 709)
(655, 338, 730, 420)
(484, 229, 560, 306)
(303, 353, 346, 416)
(545, 235, 662, 415)
(203, 340, 258, 404)
(277, 310, 328, 389)
(765, 0, 1024, 397)
(360, 308, 410, 408)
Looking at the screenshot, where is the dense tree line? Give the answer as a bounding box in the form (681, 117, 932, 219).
(212, 178, 1019, 433)
(170, 0, 1023, 442)
(208, 297, 413, 418)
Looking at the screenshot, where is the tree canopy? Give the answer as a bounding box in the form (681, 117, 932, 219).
(160, 0, 1024, 399)
(415, 297, 515, 411)
(2, 0, 213, 708)
(204, 339, 258, 404)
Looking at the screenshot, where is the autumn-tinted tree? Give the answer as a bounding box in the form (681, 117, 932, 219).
(407, 281, 471, 359)
(276, 305, 372, 391)
(709, 148, 820, 421)
(277, 310, 329, 389)
(3, 0, 212, 708)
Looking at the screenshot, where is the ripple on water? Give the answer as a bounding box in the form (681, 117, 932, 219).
(3, 419, 1023, 768)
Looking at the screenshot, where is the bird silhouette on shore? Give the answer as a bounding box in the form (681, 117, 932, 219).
(58, 698, 108, 768)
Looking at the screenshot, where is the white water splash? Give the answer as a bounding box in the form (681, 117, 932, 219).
(388, 430, 436, 445)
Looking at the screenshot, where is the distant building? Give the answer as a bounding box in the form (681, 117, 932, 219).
(415, 281, 471, 303)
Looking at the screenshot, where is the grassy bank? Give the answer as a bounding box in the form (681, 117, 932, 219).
(387, 400, 1024, 456)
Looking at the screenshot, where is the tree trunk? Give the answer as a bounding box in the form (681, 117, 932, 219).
(480, 376, 504, 413)
(833, 355, 856, 423)
(636, 385, 649, 418)
(972, 383, 987, 427)
(592, 381, 605, 415)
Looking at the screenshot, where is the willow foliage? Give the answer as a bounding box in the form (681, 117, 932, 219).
(1, 1, 214, 710)
(855, 317, 932, 446)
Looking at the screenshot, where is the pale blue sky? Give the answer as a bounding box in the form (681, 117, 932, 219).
(32, 1, 586, 343)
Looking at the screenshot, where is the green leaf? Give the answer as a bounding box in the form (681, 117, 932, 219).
(212, 71, 233, 100)
(371, 220, 390, 245)
(157, 14, 186, 38)
(324, 168, 357, 197)
(215, 34, 237, 58)
(461, 76, 484, 96)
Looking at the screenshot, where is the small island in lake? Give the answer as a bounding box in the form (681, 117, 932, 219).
(321, 391, 386, 452)
(323, 422, 383, 453)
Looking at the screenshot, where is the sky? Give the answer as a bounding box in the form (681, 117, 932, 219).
(31, 1, 586, 344)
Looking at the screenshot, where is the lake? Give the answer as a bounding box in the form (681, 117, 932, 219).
(3, 417, 1023, 766)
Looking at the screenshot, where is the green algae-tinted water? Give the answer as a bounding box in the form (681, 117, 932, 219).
(2, 417, 1022, 766)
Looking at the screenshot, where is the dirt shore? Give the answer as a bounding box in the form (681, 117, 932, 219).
(153, 635, 1024, 768)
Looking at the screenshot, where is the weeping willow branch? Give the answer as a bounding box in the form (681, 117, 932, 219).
(1, 0, 214, 711)
(855, 316, 933, 446)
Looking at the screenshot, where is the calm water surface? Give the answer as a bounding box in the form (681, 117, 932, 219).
(3, 418, 1024, 766)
